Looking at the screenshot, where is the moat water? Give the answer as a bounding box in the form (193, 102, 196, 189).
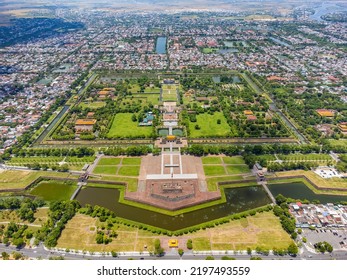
(75, 185, 271, 231)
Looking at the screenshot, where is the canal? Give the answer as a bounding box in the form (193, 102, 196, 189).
(75, 185, 271, 231)
(268, 182, 347, 204)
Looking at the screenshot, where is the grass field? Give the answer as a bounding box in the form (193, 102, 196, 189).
(161, 84, 178, 101)
(122, 94, 160, 107)
(191, 211, 291, 251)
(202, 48, 218, 54)
(0, 208, 48, 226)
(107, 113, 152, 138)
(6, 156, 95, 169)
(133, 93, 160, 104)
(144, 87, 161, 93)
(277, 153, 332, 161)
(98, 158, 122, 165)
(202, 157, 222, 164)
(93, 157, 141, 178)
(189, 112, 230, 138)
(203, 166, 226, 176)
(122, 157, 141, 165)
(93, 166, 118, 175)
(57, 211, 291, 252)
(225, 165, 250, 175)
(222, 156, 245, 165)
(327, 139, 347, 148)
(118, 166, 140, 176)
(0, 170, 76, 190)
(30, 181, 78, 201)
(79, 101, 106, 109)
(202, 155, 250, 178)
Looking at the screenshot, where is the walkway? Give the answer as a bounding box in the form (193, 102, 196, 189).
(258, 181, 276, 204)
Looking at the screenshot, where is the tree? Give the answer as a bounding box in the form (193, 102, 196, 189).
(154, 239, 164, 257)
(221, 256, 236, 260)
(178, 249, 184, 257)
(12, 252, 24, 260)
(1, 252, 9, 260)
(287, 243, 298, 256)
(247, 247, 252, 255)
(12, 238, 24, 248)
(111, 251, 118, 258)
(217, 119, 221, 124)
(186, 239, 193, 250)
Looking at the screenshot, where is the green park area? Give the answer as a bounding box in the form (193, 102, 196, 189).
(56, 211, 291, 252)
(107, 113, 153, 138)
(79, 101, 106, 109)
(30, 180, 78, 202)
(92, 157, 141, 177)
(161, 84, 178, 101)
(0, 170, 76, 190)
(202, 156, 251, 178)
(6, 156, 96, 171)
(202, 48, 218, 54)
(189, 112, 230, 138)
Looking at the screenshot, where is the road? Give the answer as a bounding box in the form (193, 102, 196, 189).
(1, 243, 346, 260)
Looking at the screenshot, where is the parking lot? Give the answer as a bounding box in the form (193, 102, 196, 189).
(303, 228, 347, 250)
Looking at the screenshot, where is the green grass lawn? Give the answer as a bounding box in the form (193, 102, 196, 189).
(225, 165, 250, 175)
(30, 181, 77, 201)
(222, 156, 245, 165)
(93, 166, 118, 175)
(0, 170, 77, 190)
(118, 166, 140, 176)
(107, 113, 152, 138)
(122, 157, 141, 165)
(327, 139, 347, 148)
(129, 84, 141, 93)
(203, 165, 226, 176)
(144, 87, 161, 93)
(202, 48, 218, 54)
(132, 93, 160, 105)
(98, 158, 122, 165)
(189, 112, 230, 138)
(161, 84, 177, 101)
(277, 153, 332, 161)
(202, 157, 222, 164)
(79, 101, 106, 109)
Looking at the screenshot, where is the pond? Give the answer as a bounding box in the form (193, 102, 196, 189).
(30, 180, 77, 202)
(156, 37, 167, 54)
(269, 37, 292, 48)
(75, 185, 271, 231)
(158, 128, 169, 136)
(172, 128, 184, 136)
(268, 182, 347, 204)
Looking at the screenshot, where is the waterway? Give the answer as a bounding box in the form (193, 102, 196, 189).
(33, 105, 70, 144)
(75, 185, 271, 231)
(268, 182, 347, 204)
(156, 37, 167, 54)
